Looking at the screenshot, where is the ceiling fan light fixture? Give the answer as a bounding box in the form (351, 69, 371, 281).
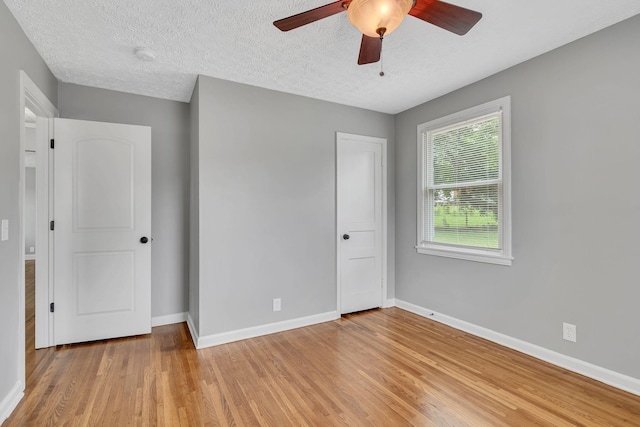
(347, 0, 413, 38)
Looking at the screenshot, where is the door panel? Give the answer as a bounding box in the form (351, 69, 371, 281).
(53, 118, 151, 345)
(337, 133, 385, 314)
(75, 251, 134, 314)
(75, 139, 134, 230)
(348, 150, 377, 222)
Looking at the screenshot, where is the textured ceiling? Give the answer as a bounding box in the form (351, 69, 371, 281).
(5, 0, 640, 114)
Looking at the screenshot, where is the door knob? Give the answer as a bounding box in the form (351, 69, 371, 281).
(342, 234, 350, 240)
(140, 236, 149, 244)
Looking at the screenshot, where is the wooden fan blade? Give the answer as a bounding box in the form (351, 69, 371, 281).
(357, 35, 382, 65)
(409, 0, 482, 35)
(274, 1, 350, 32)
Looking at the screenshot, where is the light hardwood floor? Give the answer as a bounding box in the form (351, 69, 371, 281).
(6, 270, 640, 426)
(23, 260, 50, 382)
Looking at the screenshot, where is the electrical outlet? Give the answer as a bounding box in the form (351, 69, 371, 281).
(273, 298, 281, 312)
(29, 246, 35, 253)
(563, 322, 577, 342)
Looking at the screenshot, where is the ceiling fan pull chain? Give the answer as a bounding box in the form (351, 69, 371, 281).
(379, 34, 385, 77)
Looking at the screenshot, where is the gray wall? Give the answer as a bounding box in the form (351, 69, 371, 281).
(24, 166, 36, 255)
(24, 127, 36, 256)
(395, 14, 640, 378)
(193, 75, 395, 336)
(0, 0, 58, 410)
(189, 78, 200, 331)
(58, 83, 190, 318)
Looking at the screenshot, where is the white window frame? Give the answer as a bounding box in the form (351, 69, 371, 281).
(416, 96, 512, 266)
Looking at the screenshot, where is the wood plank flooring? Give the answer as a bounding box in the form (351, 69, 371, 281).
(6, 274, 640, 425)
(24, 260, 35, 361)
(23, 260, 50, 382)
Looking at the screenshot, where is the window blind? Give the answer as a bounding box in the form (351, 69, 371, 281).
(424, 113, 502, 250)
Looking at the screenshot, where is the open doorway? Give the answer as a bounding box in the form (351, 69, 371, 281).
(18, 71, 58, 389)
(23, 107, 37, 378)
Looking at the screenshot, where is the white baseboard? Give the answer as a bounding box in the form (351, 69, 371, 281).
(151, 312, 187, 327)
(186, 312, 199, 348)
(394, 299, 640, 397)
(192, 311, 340, 350)
(0, 381, 23, 424)
(382, 298, 396, 308)
(24, 254, 36, 261)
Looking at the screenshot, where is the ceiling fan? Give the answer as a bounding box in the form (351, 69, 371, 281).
(274, 0, 482, 66)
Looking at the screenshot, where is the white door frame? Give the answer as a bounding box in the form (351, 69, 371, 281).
(335, 132, 388, 314)
(18, 71, 58, 387)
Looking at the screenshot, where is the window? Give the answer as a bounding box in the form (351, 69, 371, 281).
(417, 96, 512, 265)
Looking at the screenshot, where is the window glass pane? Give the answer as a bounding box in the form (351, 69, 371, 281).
(431, 116, 500, 186)
(428, 184, 500, 249)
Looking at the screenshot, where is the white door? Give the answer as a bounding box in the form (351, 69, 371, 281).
(53, 118, 151, 345)
(337, 132, 386, 314)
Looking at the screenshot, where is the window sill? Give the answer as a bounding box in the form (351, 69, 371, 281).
(416, 245, 513, 266)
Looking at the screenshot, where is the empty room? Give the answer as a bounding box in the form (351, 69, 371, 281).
(1, 0, 640, 425)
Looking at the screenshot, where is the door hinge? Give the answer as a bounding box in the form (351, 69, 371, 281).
(49, 220, 54, 231)
(50, 302, 54, 313)
(50, 139, 54, 149)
